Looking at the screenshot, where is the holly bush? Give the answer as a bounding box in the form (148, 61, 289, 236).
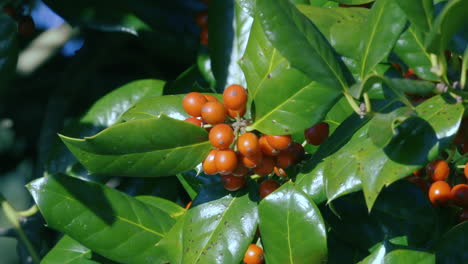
(1, 0, 468, 263)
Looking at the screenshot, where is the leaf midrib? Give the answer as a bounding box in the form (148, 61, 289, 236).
(360, 3, 386, 78)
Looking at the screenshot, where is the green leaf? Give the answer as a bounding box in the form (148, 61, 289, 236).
(259, 182, 327, 264)
(433, 222, 468, 263)
(368, 107, 416, 148)
(60, 115, 211, 177)
(394, 0, 434, 32)
(324, 95, 464, 209)
(135, 196, 185, 220)
(0, 14, 17, 97)
(237, 0, 255, 16)
(358, 0, 407, 78)
(41, 235, 97, 264)
(385, 78, 436, 97)
(256, 0, 348, 91)
(425, 0, 468, 53)
(384, 249, 435, 264)
(336, 0, 373, 4)
(27, 174, 176, 264)
(241, 19, 342, 135)
(462, 47, 468, 88)
(163, 184, 258, 264)
(46, 79, 164, 175)
(394, 26, 440, 81)
(209, 0, 253, 90)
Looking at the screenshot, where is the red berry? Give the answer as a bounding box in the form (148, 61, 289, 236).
(426, 159, 450, 182)
(451, 184, 468, 208)
(203, 149, 218, 175)
(223, 84, 248, 110)
(183, 92, 207, 117)
(243, 244, 264, 264)
(221, 174, 246, 191)
(227, 106, 246, 118)
(304, 122, 329, 146)
(184, 117, 203, 127)
(238, 133, 259, 157)
(259, 179, 280, 199)
(232, 162, 250, 177)
(203, 94, 219, 102)
(241, 151, 263, 169)
(428, 181, 451, 206)
(200, 27, 208, 46)
(254, 156, 275, 176)
(201, 101, 226, 124)
(259, 135, 279, 156)
(209, 124, 234, 149)
(265, 135, 291, 150)
(215, 149, 238, 175)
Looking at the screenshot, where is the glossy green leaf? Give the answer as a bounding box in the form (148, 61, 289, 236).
(197, 47, 216, 89)
(60, 115, 211, 177)
(259, 182, 327, 264)
(394, 26, 440, 81)
(0, 13, 17, 97)
(28, 174, 176, 264)
(433, 222, 468, 263)
(256, 0, 348, 91)
(241, 19, 342, 135)
(394, 0, 433, 32)
(41, 235, 97, 264)
(359, 244, 386, 264)
(163, 184, 258, 264)
(209, 0, 252, 90)
(462, 47, 468, 88)
(237, 0, 255, 16)
(336, 0, 373, 4)
(46, 79, 165, 175)
(384, 249, 435, 264)
(425, 0, 468, 53)
(385, 78, 436, 97)
(135, 196, 185, 220)
(358, 0, 407, 78)
(368, 107, 416, 148)
(332, 96, 462, 209)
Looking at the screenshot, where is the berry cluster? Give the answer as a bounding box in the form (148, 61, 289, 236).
(195, 1, 209, 46)
(3, 5, 35, 37)
(182, 84, 306, 197)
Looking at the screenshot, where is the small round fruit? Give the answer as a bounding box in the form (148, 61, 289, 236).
(238, 133, 259, 157)
(215, 149, 238, 174)
(195, 11, 208, 28)
(201, 101, 226, 124)
(428, 181, 451, 206)
(276, 151, 295, 169)
(265, 135, 291, 150)
(200, 27, 208, 46)
(254, 156, 275, 176)
(203, 149, 218, 175)
(243, 244, 264, 264)
(289, 142, 305, 163)
(304, 122, 329, 146)
(183, 92, 207, 117)
(259, 135, 279, 156)
(223, 84, 248, 110)
(241, 151, 263, 168)
(227, 106, 246, 118)
(221, 174, 246, 191)
(18, 16, 35, 37)
(274, 166, 287, 177)
(203, 94, 219, 102)
(184, 117, 203, 127)
(464, 162, 468, 180)
(232, 162, 249, 177)
(209, 124, 234, 149)
(259, 179, 280, 199)
(451, 184, 468, 208)
(426, 159, 450, 182)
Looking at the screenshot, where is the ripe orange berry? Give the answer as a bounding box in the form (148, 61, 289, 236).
(254, 156, 275, 176)
(232, 162, 249, 177)
(429, 181, 451, 206)
(227, 106, 246, 118)
(201, 101, 226, 124)
(241, 151, 263, 169)
(200, 27, 208, 46)
(304, 122, 329, 146)
(426, 159, 450, 182)
(215, 149, 238, 175)
(265, 135, 291, 150)
(221, 174, 246, 191)
(203, 149, 218, 175)
(203, 94, 219, 102)
(259, 179, 280, 199)
(184, 117, 203, 127)
(223, 84, 247, 110)
(259, 135, 279, 156)
(451, 184, 468, 208)
(195, 11, 208, 28)
(276, 151, 295, 169)
(238, 133, 259, 157)
(209, 124, 234, 149)
(243, 244, 264, 264)
(464, 162, 468, 180)
(183, 92, 207, 117)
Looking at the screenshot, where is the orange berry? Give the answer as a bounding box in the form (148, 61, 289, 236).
(259, 135, 280, 156)
(304, 122, 329, 145)
(259, 179, 280, 199)
(195, 10, 208, 28)
(426, 159, 450, 182)
(209, 124, 234, 149)
(201, 101, 226, 124)
(200, 27, 208, 46)
(451, 184, 468, 208)
(221, 174, 246, 191)
(203, 149, 218, 175)
(265, 135, 291, 150)
(241, 151, 263, 169)
(276, 151, 295, 169)
(232, 162, 250, 177)
(223, 84, 247, 110)
(184, 117, 203, 127)
(464, 162, 468, 180)
(215, 149, 238, 175)
(274, 166, 287, 177)
(243, 244, 264, 264)
(428, 181, 451, 206)
(183, 92, 207, 117)
(203, 94, 219, 102)
(238, 133, 259, 157)
(227, 106, 246, 118)
(254, 156, 275, 176)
